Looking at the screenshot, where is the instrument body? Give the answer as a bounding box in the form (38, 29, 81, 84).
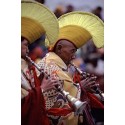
(70, 62, 104, 102)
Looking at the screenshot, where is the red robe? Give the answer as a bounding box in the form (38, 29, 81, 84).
(73, 72, 104, 124)
(73, 72, 104, 109)
(21, 64, 72, 125)
(21, 87, 50, 125)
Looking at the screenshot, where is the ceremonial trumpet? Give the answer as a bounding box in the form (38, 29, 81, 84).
(26, 55, 43, 73)
(70, 62, 104, 102)
(25, 55, 87, 114)
(56, 85, 87, 115)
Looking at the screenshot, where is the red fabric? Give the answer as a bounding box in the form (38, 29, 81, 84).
(22, 68, 72, 125)
(29, 54, 36, 62)
(29, 47, 43, 61)
(87, 92, 104, 109)
(29, 65, 41, 87)
(21, 87, 50, 125)
(83, 104, 95, 125)
(73, 73, 104, 109)
(47, 108, 72, 116)
(80, 84, 103, 109)
(73, 72, 81, 83)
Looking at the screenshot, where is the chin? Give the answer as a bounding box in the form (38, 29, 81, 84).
(66, 61, 70, 65)
(21, 54, 26, 58)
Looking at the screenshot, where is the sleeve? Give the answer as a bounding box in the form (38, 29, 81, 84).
(57, 70, 79, 98)
(36, 58, 79, 98)
(21, 87, 50, 125)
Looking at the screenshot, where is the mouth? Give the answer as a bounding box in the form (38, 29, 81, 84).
(26, 49, 29, 54)
(68, 59, 73, 64)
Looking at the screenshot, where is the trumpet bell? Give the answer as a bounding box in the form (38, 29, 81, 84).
(62, 90, 87, 115)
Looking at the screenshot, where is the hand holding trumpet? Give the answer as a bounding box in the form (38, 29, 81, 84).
(80, 76, 95, 91)
(41, 75, 61, 92)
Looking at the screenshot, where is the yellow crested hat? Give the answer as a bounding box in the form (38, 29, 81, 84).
(21, 0, 59, 45)
(52, 11, 104, 49)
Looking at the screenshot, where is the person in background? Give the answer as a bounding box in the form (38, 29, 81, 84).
(35, 0, 45, 4)
(65, 5, 74, 13)
(92, 6, 103, 21)
(54, 5, 64, 18)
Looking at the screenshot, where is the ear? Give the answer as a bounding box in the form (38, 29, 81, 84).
(57, 44, 62, 51)
(56, 44, 62, 54)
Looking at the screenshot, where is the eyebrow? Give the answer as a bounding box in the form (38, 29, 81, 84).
(70, 48, 77, 52)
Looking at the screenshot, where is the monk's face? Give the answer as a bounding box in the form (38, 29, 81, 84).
(21, 39, 29, 58)
(56, 40, 77, 65)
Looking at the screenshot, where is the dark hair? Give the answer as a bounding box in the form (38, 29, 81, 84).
(28, 35, 45, 51)
(35, 0, 45, 4)
(97, 6, 102, 11)
(21, 36, 25, 42)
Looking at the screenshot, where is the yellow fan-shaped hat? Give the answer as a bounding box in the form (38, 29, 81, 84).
(53, 11, 104, 49)
(21, 0, 59, 45)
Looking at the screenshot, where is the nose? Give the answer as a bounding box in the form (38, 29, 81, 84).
(71, 54, 76, 60)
